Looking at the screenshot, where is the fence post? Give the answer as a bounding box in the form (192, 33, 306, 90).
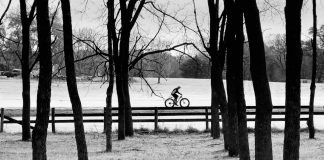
(51, 108, 55, 133)
(154, 107, 158, 131)
(205, 108, 209, 130)
(0, 108, 4, 132)
(104, 107, 107, 133)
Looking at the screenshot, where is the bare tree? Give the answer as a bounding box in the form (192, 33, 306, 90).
(307, 0, 316, 139)
(19, 0, 36, 141)
(0, 0, 12, 25)
(284, 0, 304, 159)
(107, 0, 194, 140)
(190, 0, 229, 146)
(61, 0, 88, 159)
(270, 34, 286, 75)
(32, 0, 52, 159)
(242, 0, 274, 159)
(224, 0, 239, 156)
(105, 0, 114, 152)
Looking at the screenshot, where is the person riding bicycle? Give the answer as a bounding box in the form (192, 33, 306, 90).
(171, 86, 182, 105)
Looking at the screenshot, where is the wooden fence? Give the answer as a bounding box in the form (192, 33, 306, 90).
(1, 106, 324, 133)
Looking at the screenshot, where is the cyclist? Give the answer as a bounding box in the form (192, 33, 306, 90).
(171, 86, 182, 105)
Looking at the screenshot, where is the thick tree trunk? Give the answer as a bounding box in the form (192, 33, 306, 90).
(210, 61, 220, 139)
(236, 2, 250, 159)
(307, 0, 316, 139)
(120, 28, 133, 137)
(115, 66, 125, 140)
(19, 0, 31, 141)
(225, 0, 239, 156)
(61, 0, 88, 159)
(284, 0, 303, 159)
(243, 0, 274, 159)
(208, 0, 221, 139)
(123, 72, 133, 137)
(106, 0, 114, 152)
(32, 0, 52, 159)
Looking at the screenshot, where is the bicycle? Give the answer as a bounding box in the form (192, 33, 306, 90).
(164, 95, 190, 107)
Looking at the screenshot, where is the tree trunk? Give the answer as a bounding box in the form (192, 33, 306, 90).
(243, 0, 274, 159)
(225, 0, 239, 156)
(123, 72, 133, 137)
(307, 0, 316, 139)
(106, 0, 114, 152)
(207, 0, 221, 139)
(218, 12, 229, 150)
(115, 65, 125, 140)
(61, 0, 88, 159)
(19, 0, 31, 141)
(210, 61, 220, 139)
(120, 28, 133, 137)
(32, 0, 52, 159)
(236, 1, 250, 159)
(284, 0, 303, 159)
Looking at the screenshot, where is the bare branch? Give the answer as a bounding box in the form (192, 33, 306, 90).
(0, 0, 12, 25)
(129, 42, 195, 70)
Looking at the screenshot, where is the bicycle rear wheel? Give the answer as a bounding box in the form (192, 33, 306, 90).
(180, 98, 190, 107)
(165, 98, 175, 107)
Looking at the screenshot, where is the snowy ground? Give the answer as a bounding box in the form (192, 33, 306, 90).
(1, 132, 324, 160)
(1, 77, 324, 132)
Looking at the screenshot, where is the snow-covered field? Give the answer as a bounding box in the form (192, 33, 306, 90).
(1, 77, 324, 132)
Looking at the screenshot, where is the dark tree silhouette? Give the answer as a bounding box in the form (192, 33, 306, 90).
(191, 0, 229, 145)
(284, 0, 304, 159)
(105, 0, 114, 152)
(242, 0, 274, 159)
(224, 0, 239, 156)
(61, 0, 88, 159)
(235, 0, 250, 159)
(32, 0, 52, 159)
(19, 0, 36, 141)
(307, 0, 316, 139)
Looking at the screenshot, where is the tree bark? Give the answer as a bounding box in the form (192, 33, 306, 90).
(307, 0, 316, 139)
(225, 0, 239, 156)
(235, 1, 250, 159)
(242, 0, 274, 159)
(218, 12, 229, 150)
(106, 0, 114, 152)
(208, 0, 220, 139)
(61, 0, 88, 159)
(284, 0, 304, 159)
(32, 0, 52, 159)
(19, 0, 31, 141)
(115, 64, 125, 140)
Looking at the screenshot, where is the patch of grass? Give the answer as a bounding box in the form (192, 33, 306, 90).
(247, 127, 255, 133)
(153, 127, 170, 134)
(171, 127, 185, 134)
(272, 127, 284, 133)
(134, 126, 151, 134)
(203, 128, 211, 133)
(185, 126, 200, 134)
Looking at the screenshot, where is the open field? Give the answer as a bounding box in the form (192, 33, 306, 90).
(2, 78, 324, 132)
(1, 130, 324, 160)
(2, 78, 324, 108)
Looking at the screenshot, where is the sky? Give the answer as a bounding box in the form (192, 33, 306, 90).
(1, 0, 324, 45)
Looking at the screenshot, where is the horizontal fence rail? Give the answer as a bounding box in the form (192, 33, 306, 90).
(1, 106, 324, 133)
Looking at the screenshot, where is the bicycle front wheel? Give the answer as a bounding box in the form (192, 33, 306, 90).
(180, 98, 190, 107)
(165, 98, 175, 107)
